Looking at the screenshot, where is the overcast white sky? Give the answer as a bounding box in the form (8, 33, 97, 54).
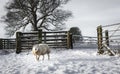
(1, 0, 120, 38)
(64, 0, 120, 36)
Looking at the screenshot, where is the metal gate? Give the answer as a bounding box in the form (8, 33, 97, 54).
(72, 35, 97, 49)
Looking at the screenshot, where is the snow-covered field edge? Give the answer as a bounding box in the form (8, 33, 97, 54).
(0, 48, 120, 74)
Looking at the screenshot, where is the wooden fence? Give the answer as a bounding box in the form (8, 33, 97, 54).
(97, 24, 120, 55)
(0, 38, 16, 49)
(72, 35, 97, 49)
(0, 30, 72, 53)
(16, 30, 73, 53)
(16, 31, 40, 53)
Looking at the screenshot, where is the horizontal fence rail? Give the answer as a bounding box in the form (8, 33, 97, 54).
(72, 35, 97, 49)
(102, 23, 120, 27)
(0, 38, 16, 49)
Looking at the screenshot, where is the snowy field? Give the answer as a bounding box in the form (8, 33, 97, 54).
(0, 48, 120, 74)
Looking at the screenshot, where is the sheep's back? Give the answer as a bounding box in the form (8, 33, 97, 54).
(39, 44, 50, 55)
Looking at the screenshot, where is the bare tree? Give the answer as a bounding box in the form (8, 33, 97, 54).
(3, 0, 72, 36)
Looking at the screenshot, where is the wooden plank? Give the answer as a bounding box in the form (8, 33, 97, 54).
(20, 35, 67, 39)
(21, 45, 33, 47)
(42, 38, 67, 41)
(21, 32, 38, 34)
(46, 42, 67, 44)
(48, 43, 67, 46)
(49, 46, 67, 48)
(21, 39, 38, 41)
(21, 45, 67, 49)
(20, 35, 38, 38)
(43, 31, 67, 33)
(42, 35, 67, 37)
(103, 43, 116, 56)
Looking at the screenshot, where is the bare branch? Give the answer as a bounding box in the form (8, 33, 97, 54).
(3, 0, 72, 36)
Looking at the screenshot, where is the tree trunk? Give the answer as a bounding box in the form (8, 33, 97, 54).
(31, 6, 38, 31)
(33, 23, 38, 31)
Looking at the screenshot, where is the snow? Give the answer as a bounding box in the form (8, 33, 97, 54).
(0, 48, 120, 74)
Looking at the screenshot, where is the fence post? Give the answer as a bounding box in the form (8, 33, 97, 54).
(38, 29, 42, 43)
(97, 25, 103, 53)
(7, 39, 10, 49)
(16, 32, 22, 54)
(2, 39, 4, 49)
(70, 33, 73, 49)
(0, 39, 3, 49)
(105, 30, 109, 46)
(67, 31, 70, 49)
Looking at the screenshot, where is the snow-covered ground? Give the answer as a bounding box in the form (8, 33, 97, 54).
(0, 48, 120, 74)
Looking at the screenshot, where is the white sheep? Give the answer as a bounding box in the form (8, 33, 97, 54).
(32, 43, 50, 61)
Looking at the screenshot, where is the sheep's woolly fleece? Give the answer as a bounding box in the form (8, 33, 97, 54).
(0, 49, 120, 74)
(32, 44, 50, 61)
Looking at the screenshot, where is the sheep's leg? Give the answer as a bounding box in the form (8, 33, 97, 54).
(35, 55, 40, 61)
(48, 54, 50, 60)
(42, 55, 44, 60)
(37, 55, 40, 61)
(36, 55, 39, 61)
